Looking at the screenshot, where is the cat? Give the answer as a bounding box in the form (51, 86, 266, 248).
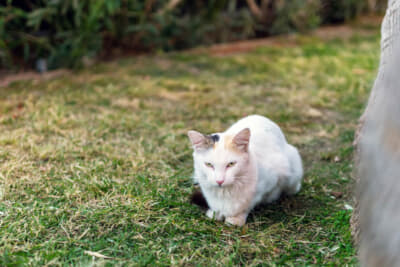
(187, 115, 303, 226)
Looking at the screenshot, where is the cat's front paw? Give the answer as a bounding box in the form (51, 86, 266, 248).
(206, 209, 224, 221)
(225, 213, 247, 226)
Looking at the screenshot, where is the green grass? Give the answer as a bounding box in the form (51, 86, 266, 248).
(0, 27, 380, 266)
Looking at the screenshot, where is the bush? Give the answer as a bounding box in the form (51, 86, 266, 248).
(0, 0, 383, 70)
(268, 0, 321, 35)
(0, 0, 256, 69)
(321, 0, 366, 23)
(1, 1, 124, 69)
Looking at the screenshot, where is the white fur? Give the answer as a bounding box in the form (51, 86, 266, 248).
(189, 115, 303, 226)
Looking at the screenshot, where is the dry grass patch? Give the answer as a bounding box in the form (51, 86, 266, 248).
(0, 27, 380, 265)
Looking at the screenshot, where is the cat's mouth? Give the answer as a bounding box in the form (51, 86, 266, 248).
(215, 182, 231, 188)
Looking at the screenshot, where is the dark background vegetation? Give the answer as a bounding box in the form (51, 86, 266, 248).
(0, 0, 386, 70)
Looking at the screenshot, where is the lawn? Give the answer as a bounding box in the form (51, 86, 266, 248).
(0, 22, 380, 266)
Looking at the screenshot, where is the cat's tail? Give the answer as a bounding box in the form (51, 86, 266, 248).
(190, 188, 209, 210)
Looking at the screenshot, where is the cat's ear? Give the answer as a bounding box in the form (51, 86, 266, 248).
(233, 128, 250, 152)
(188, 130, 210, 151)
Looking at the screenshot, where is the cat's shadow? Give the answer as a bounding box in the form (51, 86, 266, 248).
(191, 187, 329, 229)
(247, 192, 329, 227)
(190, 187, 332, 227)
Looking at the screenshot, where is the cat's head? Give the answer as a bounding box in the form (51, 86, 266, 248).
(187, 128, 251, 187)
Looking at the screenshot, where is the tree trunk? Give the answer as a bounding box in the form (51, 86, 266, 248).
(354, 0, 400, 266)
(367, 0, 377, 12)
(245, 0, 274, 24)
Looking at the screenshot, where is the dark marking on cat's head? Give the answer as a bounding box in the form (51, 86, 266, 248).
(211, 134, 219, 143)
(203, 134, 219, 148)
(204, 134, 220, 149)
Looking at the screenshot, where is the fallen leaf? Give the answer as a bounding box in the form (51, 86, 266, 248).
(307, 107, 323, 118)
(352, 68, 366, 74)
(344, 204, 353, 211)
(112, 98, 139, 109)
(240, 226, 248, 235)
(313, 256, 317, 264)
(17, 102, 24, 109)
(84, 251, 112, 259)
(159, 90, 186, 101)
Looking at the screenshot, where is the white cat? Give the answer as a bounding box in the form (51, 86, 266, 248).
(188, 115, 303, 226)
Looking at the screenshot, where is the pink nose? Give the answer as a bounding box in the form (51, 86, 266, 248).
(216, 180, 224, 186)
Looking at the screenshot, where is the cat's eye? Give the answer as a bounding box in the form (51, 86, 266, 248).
(204, 162, 214, 168)
(226, 161, 236, 168)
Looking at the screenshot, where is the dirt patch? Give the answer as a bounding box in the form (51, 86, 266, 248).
(190, 35, 299, 56)
(313, 24, 376, 40)
(190, 15, 382, 56)
(195, 26, 379, 56)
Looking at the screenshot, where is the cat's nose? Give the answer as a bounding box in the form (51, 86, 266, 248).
(216, 180, 224, 186)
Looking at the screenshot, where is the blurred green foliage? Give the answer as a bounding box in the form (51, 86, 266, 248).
(0, 0, 385, 70)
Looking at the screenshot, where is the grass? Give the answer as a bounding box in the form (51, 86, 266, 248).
(0, 25, 380, 266)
